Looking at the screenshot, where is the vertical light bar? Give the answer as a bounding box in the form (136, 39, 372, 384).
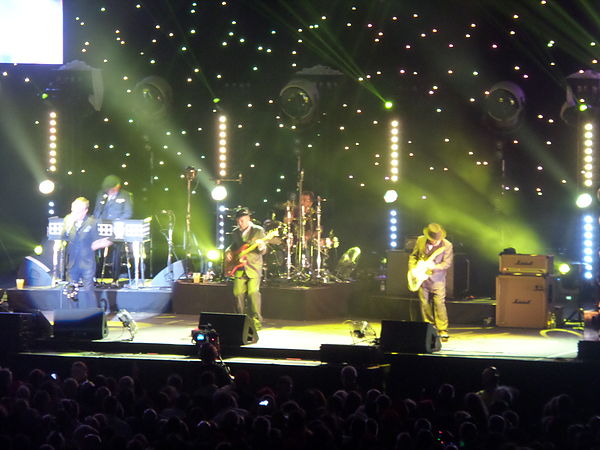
(389, 119, 400, 182)
(389, 209, 398, 248)
(217, 115, 228, 178)
(48, 111, 58, 215)
(217, 204, 226, 250)
(388, 119, 400, 249)
(581, 121, 596, 278)
(48, 111, 58, 173)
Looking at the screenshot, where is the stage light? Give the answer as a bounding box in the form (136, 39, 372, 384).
(39, 179, 55, 195)
(576, 193, 593, 208)
(279, 65, 343, 126)
(279, 78, 318, 125)
(384, 101, 393, 109)
(558, 263, 571, 275)
(116, 309, 137, 340)
(484, 81, 525, 130)
(383, 189, 398, 203)
(335, 247, 361, 280)
(211, 185, 227, 201)
(206, 249, 221, 261)
(133, 75, 172, 119)
(345, 320, 377, 344)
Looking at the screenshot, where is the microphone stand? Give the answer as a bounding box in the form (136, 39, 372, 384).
(166, 211, 175, 282)
(183, 167, 197, 275)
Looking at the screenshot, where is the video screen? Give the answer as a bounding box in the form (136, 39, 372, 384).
(0, 0, 63, 64)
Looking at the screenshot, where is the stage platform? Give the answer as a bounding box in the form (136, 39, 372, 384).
(6, 281, 495, 325)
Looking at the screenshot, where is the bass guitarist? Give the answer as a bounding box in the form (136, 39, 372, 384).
(225, 207, 267, 330)
(408, 223, 453, 342)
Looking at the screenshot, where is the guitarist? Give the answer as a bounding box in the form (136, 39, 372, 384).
(225, 207, 267, 330)
(408, 223, 453, 342)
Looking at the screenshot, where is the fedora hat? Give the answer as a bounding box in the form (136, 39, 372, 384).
(234, 207, 252, 219)
(423, 223, 446, 241)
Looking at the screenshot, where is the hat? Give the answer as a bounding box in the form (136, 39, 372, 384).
(101, 175, 121, 191)
(234, 207, 252, 219)
(423, 223, 446, 241)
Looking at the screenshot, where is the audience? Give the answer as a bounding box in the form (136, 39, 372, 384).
(0, 358, 598, 449)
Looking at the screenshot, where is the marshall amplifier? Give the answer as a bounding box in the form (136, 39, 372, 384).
(499, 254, 553, 275)
(495, 275, 553, 328)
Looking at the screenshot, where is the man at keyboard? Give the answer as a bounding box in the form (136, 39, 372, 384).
(93, 175, 133, 282)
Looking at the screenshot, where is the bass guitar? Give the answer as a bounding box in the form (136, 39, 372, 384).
(225, 228, 279, 276)
(407, 247, 445, 292)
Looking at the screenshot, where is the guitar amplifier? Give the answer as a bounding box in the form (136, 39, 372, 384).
(495, 275, 553, 328)
(499, 254, 553, 275)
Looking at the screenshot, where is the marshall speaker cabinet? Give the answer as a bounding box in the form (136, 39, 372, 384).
(496, 274, 553, 328)
(499, 254, 553, 275)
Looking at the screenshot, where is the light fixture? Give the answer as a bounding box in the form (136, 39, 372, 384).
(133, 75, 173, 119)
(211, 184, 227, 201)
(484, 81, 525, 130)
(39, 180, 55, 195)
(116, 309, 137, 340)
(561, 71, 600, 125)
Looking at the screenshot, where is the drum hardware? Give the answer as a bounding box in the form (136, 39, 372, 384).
(182, 166, 204, 275)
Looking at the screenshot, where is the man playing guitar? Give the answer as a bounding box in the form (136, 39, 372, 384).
(225, 207, 267, 331)
(408, 223, 454, 342)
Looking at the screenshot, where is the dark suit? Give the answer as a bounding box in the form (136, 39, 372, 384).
(93, 189, 133, 279)
(65, 215, 100, 306)
(93, 189, 133, 220)
(409, 235, 453, 334)
(226, 222, 266, 324)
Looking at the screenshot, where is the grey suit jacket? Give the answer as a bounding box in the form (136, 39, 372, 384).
(227, 223, 266, 278)
(408, 235, 453, 283)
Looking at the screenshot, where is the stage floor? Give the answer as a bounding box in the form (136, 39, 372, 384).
(84, 312, 581, 362)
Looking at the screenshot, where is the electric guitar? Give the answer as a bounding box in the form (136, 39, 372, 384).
(407, 246, 446, 292)
(225, 228, 279, 276)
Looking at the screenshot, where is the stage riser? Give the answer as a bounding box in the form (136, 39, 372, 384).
(171, 282, 351, 320)
(355, 296, 495, 326)
(8, 285, 494, 325)
(7, 288, 172, 313)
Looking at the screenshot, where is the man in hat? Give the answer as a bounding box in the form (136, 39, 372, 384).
(93, 175, 133, 282)
(93, 175, 133, 221)
(225, 207, 267, 330)
(408, 223, 454, 341)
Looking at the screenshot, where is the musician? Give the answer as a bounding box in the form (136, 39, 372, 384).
(225, 207, 267, 330)
(93, 175, 133, 281)
(408, 223, 453, 342)
(64, 197, 112, 305)
(93, 175, 133, 220)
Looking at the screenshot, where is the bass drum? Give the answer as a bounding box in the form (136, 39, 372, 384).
(263, 243, 286, 279)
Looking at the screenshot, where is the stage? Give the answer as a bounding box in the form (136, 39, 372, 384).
(5, 280, 494, 325)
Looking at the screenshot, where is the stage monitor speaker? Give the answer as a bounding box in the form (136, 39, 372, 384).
(379, 320, 441, 353)
(17, 256, 53, 287)
(199, 312, 258, 346)
(151, 260, 185, 287)
(53, 308, 108, 340)
(320, 344, 382, 364)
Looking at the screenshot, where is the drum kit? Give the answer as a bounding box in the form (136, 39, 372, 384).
(261, 197, 340, 283)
